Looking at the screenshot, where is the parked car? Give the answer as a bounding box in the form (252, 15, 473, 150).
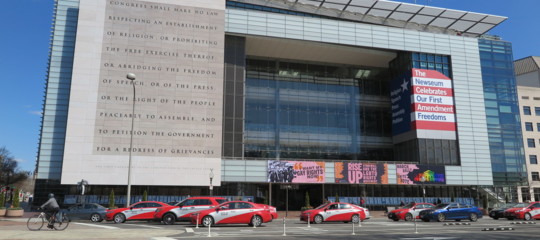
(419, 203, 482, 222)
(388, 202, 435, 221)
(488, 203, 517, 220)
(154, 196, 226, 225)
(190, 201, 276, 227)
(62, 203, 107, 222)
(503, 201, 540, 220)
(300, 202, 369, 224)
(105, 201, 169, 223)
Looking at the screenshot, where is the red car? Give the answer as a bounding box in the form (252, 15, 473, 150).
(503, 201, 540, 220)
(300, 202, 368, 224)
(154, 197, 226, 225)
(388, 202, 435, 221)
(190, 201, 277, 227)
(105, 201, 169, 223)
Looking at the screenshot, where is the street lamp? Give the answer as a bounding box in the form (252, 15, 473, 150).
(126, 73, 136, 207)
(209, 169, 214, 196)
(420, 176, 426, 203)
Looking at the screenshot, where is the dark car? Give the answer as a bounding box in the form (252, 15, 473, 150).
(62, 203, 108, 222)
(488, 203, 517, 220)
(419, 203, 482, 222)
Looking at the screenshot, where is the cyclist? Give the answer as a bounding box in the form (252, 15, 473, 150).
(40, 193, 60, 229)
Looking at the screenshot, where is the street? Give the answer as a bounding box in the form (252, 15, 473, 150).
(1, 215, 538, 240)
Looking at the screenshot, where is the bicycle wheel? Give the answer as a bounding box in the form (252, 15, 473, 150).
(53, 213, 69, 231)
(27, 214, 45, 231)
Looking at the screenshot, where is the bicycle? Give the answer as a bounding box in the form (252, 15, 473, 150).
(27, 210, 70, 231)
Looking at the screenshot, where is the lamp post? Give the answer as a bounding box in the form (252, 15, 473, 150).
(126, 73, 136, 207)
(420, 176, 426, 203)
(209, 169, 214, 196)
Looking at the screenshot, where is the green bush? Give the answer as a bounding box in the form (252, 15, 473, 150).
(0, 193, 5, 209)
(304, 191, 312, 209)
(142, 190, 148, 201)
(109, 190, 116, 208)
(335, 193, 340, 203)
(9, 189, 20, 209)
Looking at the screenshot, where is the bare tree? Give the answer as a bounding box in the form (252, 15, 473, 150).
(0, 146, 30, 199)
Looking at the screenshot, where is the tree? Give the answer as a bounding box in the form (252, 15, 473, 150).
(109, 190, 116, 208)
(0, 147, 30, 189)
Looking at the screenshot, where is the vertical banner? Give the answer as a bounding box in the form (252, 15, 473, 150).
(267, 160, 325, 183)
(410, 68, 456, 131)
(334, 162, 388, 184)
(396, 164, 446, 185)
(391, 71, 413, 136)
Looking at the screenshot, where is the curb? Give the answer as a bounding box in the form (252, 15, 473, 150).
(443, 222, 471, 226)
(482, 227, 514, 231)
(511, 221, 536, 224)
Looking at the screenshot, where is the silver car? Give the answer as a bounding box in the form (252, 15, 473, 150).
(63, 203, 107, 222)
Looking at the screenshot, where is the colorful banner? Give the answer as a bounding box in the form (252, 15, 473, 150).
(396, 164, 446, 185)
(334, 162, 389, 184)
(267, 161, 325, 183)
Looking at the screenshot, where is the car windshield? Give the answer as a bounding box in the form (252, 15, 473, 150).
(434, 204, 449, 209)
(315, 203, 331, 209)
(512, 203, 528, 208)
(403, 203, 415, 209)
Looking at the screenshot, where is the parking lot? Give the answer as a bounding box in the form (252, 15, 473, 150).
(1, 215, 539, 240)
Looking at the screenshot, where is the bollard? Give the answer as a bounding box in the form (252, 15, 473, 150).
(253, 218, 257, 229)
(414, 218, 418, 234)
(282, 217, 287, 236)
(196, 213, 199, 229)
(358, 215, 362, 228)
(352, 220, 356, 235)
(208, 220, 211, 237)
(307, 213, 311, 228)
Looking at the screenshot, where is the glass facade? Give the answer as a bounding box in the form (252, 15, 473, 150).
(244, 58, 392, 161)
(479, 38, 527, 186)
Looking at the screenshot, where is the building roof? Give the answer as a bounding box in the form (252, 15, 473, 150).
(515, 56, 540, 76)
(239, 0, 507, 37)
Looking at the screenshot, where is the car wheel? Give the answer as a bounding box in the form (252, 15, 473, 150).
(250, 215, 262, 227)
(90, 213, 102, 222)
(314, 215, 323, 224)
(524, 213, 532, 221)
(405, 213, 413, 222)
(113, 213, 126, 224)
(437, 213, 446, 222)
(202, 216, 214, 227)
(351, 214, 360, 223)
(162, 213, 176, 225)
(469, 213, 478, 222)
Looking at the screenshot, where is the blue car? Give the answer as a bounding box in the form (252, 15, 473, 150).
(62, 203, 108, 222)
(419, 203, 482, 222)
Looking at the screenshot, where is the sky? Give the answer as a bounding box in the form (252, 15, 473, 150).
(0, 0, 539, 173)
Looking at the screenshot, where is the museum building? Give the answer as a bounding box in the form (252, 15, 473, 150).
(35, 0, 527, 209)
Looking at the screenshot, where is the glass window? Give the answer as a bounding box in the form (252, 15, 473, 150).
(535, 107, 540, 115)
(527, 138, 536, 148)
(133, 203, 147, 208)
(537, 123, 540, 131)
(530, 155, 538, 164)
(526, 122, 534, 131)
(524, 106, 531, 115)
(532, 172, 540, 181)
(147, 202, 162, 207)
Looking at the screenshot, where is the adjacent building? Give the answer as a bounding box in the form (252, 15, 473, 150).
(36, 0, 527, 209)
(516, 56, 540, 202)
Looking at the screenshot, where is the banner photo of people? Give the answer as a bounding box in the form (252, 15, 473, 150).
(334, 162, 389, 184)
(267, 160, 325, 183)
(396, 164, 446, 185)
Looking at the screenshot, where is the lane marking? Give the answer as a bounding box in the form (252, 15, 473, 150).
(151, 238, 177, 240)
(125, 223, 164, 229)
(185, 227, 194, 232)
(73, 222, 119, 229)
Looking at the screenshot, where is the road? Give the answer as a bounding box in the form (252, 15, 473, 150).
(1, 216, 538, 239)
